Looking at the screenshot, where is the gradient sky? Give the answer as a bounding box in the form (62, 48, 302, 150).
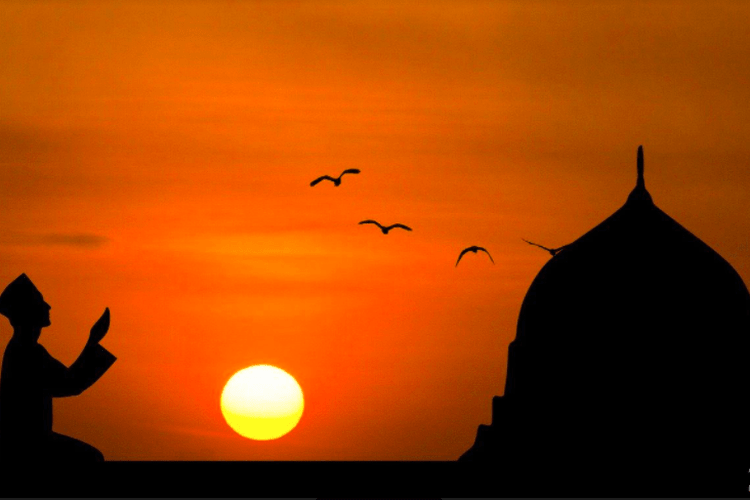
(1, 1, 749, 460)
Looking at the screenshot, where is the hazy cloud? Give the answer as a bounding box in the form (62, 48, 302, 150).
(0, 232, 108, 248)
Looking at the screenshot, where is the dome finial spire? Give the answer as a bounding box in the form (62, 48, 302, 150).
(627, 144, 652, 204)
(637, 145, 644, 189)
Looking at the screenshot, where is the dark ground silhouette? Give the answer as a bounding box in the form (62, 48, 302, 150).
(461, 147, 750, 493)
(0, 459, 744, 496)
(0, 274, 116, 463)
(319, 497, 441, 499)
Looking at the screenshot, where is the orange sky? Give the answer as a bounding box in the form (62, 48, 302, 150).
(1, 1, 749, 460)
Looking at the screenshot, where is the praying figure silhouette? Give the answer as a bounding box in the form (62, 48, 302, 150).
(0, 274, 116, 462)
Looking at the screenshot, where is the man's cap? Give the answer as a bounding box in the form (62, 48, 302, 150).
(0, 274, 43, 319)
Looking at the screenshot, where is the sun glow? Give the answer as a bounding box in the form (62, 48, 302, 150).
(220, 365, 304, 440)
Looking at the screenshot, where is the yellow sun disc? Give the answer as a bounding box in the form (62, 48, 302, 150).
(220, 365, 304, 440)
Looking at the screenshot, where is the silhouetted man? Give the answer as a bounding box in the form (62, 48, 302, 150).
(0, 274, 116, 462)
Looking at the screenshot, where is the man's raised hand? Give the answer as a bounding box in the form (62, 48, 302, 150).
(88, 308, 110, 346)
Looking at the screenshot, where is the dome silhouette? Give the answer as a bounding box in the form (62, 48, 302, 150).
(460, 147, 750, 487)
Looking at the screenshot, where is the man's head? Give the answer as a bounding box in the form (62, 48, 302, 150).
(0, 274, 51, 333)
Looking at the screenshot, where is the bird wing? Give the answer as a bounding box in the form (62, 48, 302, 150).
(310, 175, 335, 186)
(522, 238, 552, 252)
(359, 220, 382, 228)
(478, 247, 495, 264)
(389, 224, 412, 231)
(340, 168, 361, 176)
(455, 247, 472, 267)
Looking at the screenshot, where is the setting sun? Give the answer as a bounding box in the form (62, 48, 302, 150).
(220, 365, 304, 441)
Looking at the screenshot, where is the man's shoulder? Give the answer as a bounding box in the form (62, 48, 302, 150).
(2, 340, 43, 376)
(5, 338, 50, 358)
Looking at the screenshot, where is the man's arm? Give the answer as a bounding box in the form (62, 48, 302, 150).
(46, 308, 116, 397)
(46, 343, 116, 398)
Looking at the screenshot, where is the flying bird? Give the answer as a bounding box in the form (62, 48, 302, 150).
(456, 246, 495, 267)
(358, 220, 412, 235)
(522, 238, 566, 256)
(310, 169, 361, 187)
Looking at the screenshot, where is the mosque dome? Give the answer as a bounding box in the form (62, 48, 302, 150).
(461, 147, 750, 485)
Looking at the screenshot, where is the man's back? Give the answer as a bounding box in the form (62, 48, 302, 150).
(0, 338, 55, 458)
